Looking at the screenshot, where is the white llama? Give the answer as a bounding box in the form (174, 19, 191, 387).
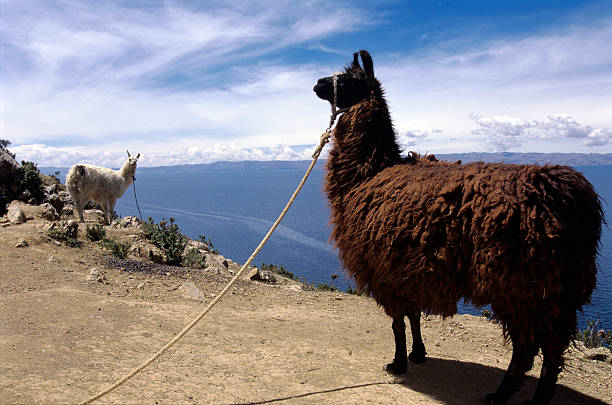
(66, 151, 140, 224)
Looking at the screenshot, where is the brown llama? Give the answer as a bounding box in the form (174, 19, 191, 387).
(313, 50, 603, 405)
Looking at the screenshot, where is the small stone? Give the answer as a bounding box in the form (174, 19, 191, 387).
(48, 255, 59, 263)
(15, 239, 29, 248)
(137, 283, 144, 290)
(86, 268, 106, 283)
(242, 267, 261, 281)
(178, 282, 206, 301)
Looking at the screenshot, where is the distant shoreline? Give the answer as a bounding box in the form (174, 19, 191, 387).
(40, 152, 612, 174)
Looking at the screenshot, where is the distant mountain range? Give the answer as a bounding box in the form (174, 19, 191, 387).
(40, 152, 612, 176)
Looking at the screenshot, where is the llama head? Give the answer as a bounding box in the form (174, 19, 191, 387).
(313, 50, 378, 109)
(126, 150, 140, 171)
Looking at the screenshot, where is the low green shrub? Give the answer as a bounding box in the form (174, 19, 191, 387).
(18, 160, 45, 203)
(47, 228, 82, 248)
(577, 317, 611, 351)
(86, 224, 106, 242)
(260, 262, 295, 280)
(198, 234, 218, 254)
(315, 282, 337, 292)
(141, 217, 187, 265)
(99, 238, 130, 259)
(182, 248, 207, 269)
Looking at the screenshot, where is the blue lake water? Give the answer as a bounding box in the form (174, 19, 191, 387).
(53, 163, 612, 328)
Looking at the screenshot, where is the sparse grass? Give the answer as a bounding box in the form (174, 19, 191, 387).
(346, 285, 367, 296)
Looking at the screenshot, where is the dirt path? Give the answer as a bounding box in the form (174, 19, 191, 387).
(1, 210, 611, 404)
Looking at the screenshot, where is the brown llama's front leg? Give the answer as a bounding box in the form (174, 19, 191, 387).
(407, 310, 426, 364)
(483, 339, 538, 405)
(384, 315, 408, 374)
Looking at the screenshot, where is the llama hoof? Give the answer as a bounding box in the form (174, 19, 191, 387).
(383, 361, 407, 374)
(408, 351, 426, 364)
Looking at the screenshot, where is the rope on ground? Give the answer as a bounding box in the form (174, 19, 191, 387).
(77, 129, 334, 405)
(384, 373, 420, 405)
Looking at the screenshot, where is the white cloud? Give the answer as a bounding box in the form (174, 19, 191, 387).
(469, 113, 612, 151)
(10, 142, 315, 167)
(397, 129, 429, 148)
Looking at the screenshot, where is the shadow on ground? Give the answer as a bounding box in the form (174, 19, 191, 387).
(229, 357, 607, 405)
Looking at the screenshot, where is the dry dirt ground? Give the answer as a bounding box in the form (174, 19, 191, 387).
(1, 204, 611, 405)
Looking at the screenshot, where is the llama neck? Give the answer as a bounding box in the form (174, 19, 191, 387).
(326, 95, 402, 202)
(118, 160, 135, 187)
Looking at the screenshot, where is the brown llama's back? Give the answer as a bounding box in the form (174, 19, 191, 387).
(329, 158, 601, 344)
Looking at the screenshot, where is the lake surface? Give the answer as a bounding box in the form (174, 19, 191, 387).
(54, 163, 612, 328)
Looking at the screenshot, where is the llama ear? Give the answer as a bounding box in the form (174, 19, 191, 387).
(136, 153, 140, 160)
(127, 150, 131, 157)
(352, 52, 361, 69)
(359, 50, 374, 79)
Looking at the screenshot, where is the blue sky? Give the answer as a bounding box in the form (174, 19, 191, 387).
(2, 0, 611, 167)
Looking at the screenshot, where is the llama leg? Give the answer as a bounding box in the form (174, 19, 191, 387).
(483, 339, 538, 405)
(109, 198, 117, 224)
(75, 198, 85, 222)
(528, 324, 571, 405)
(384, 315, 408, 374)
(407, 310, 426, 364)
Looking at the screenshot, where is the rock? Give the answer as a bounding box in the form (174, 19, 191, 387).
(40, 203, 59, 221)
(119, 216, 141, 228)
(58, 191, 73, 205)
(7, 203, 26, 224)
(178, 282, 207, 301)
(84, 209, 105, 219)
(137, 283, 144, 290)
(184, 239, 210, 253)
(86, 268, 105, 283)
(61, 206, 74, 219)
(45, 193, 64, 213)
(584, 347, 612, 363)
(46, 219, 79, 239)
(48, 255, 59, 263)
(45, 184, 58, 195)
(15, 238, 29, 248)
(242, 267, 262, 281)
(205, 254, 228, 270)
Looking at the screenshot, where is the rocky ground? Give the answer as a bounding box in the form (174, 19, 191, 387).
(1, 203, 611, 405)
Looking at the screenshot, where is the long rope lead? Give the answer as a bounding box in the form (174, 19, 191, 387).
(77, 116, 339, 405)
(132, 176, 143, 221)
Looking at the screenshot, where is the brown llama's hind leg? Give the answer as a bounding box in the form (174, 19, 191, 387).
(407, 310, 426, 364)
(483, 339, 538, 405)
(384, 315, 408, 374)
(527, 325, 571, 405)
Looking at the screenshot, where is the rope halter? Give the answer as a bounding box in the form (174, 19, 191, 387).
(313, 73, 349, 159)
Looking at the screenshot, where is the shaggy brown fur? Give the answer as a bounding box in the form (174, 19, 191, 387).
(315, 50, 603, 405)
